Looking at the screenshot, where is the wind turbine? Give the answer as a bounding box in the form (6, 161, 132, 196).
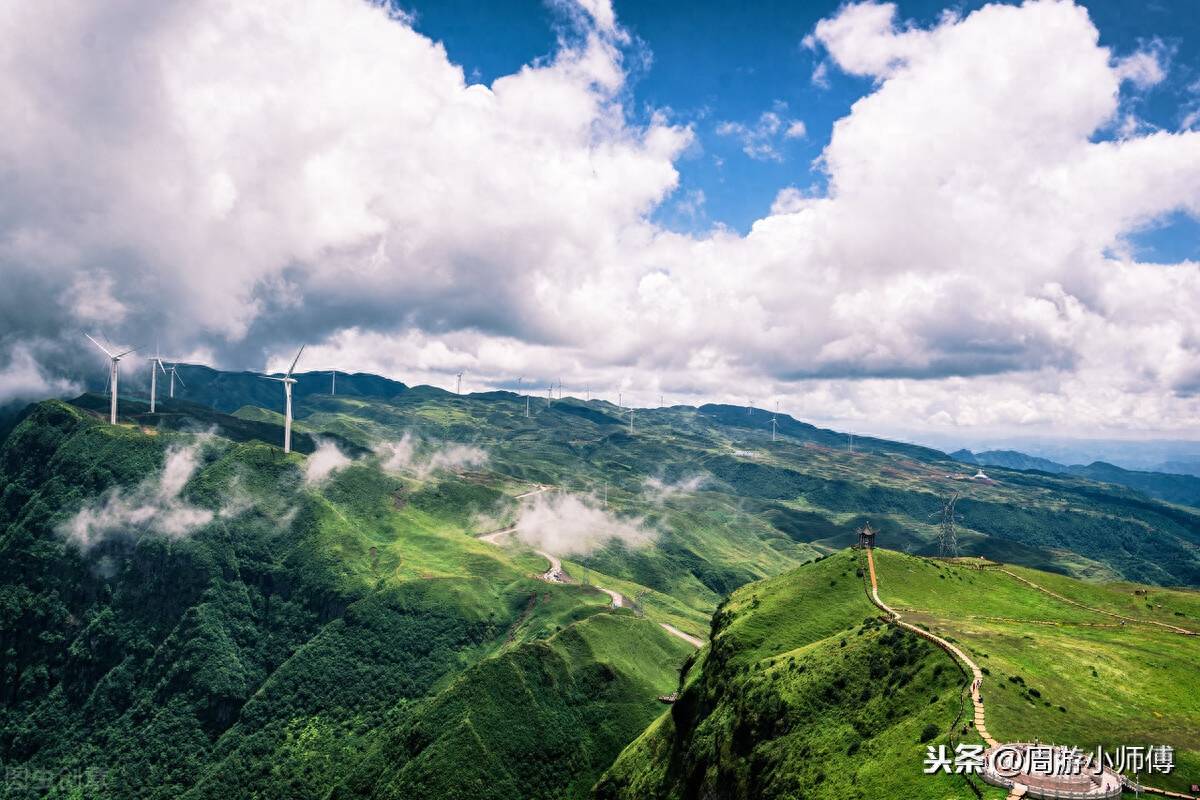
(329, 371, 336, 396)
(263, 345, 305, 454)
(629, 408, 634, 434)
(85, 334, 136, 425)
(146, 347, 167, 414)
(165, 364, 186, 398)
(456, 371, 463, 395)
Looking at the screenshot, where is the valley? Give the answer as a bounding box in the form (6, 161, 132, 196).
(0, 380, 1197, 798)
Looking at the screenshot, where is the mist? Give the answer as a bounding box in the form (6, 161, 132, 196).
(643, 474, 707, 502)
(59, 439, 215, 550)
(304, 439, 353, 485)
(375, 433, 488, 478)
(514, 492, 656, 557)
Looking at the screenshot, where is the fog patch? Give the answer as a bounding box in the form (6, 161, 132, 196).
(59, 439, 214, 550)
(376, 434, 488, 478)
(304, 439, 352, 485)
(644, 474, 707, 502)
(514, 492, 655, 557)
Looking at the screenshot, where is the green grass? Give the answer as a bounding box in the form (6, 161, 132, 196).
(873, 549, 1200, 793)
(5, 386, 1200, 800)
(596, 553, 1004, 799)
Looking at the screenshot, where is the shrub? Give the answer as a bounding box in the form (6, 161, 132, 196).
(919, 723, 940, 743)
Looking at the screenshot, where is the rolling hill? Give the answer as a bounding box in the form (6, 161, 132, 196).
(597, 549, 1200, 799)
(1, 375, 1198, 798)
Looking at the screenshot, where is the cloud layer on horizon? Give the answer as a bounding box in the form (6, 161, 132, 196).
(1, 0, 1199, 437)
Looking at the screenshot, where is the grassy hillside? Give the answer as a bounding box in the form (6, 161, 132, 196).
(3, 377, 1199, 798)
(598, 549, 1200, 799)
(872, 550, 1200, 793)
(596, 551, 1001, 800)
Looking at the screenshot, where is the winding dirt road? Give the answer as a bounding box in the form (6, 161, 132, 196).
(474, 484, 703, 649)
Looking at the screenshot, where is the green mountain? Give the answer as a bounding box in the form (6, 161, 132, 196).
(597, 549, 1200, 799)
(953, 448, 1200, 509)
(2, 377, 1199, 798)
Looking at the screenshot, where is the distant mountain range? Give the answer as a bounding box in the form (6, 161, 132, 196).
(951, 448, 1200, 508)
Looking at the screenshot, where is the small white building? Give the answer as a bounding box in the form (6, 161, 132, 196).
(972, 469, 990, 481)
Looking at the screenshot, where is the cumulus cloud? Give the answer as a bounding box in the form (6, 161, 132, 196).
(2, 0, 1200, 439)
(514, 491, 655, 556)
(716, 103, 805, 160)
(375, 433, 488, 478)
(304, 439, 353, 485)
(59, 439, 214, 550)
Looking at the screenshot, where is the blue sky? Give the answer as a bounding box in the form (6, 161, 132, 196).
(410, 0, 1200, 257)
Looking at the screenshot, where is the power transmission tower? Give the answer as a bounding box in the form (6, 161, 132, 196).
(931, 492, 962, 557)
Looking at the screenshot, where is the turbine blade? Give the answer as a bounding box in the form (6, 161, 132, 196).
(157, 359, 167, 373)
(286, 344, 305, 378)
(84, 333, 115, 359)
(115, 346, 139, 358)
(175, 373, 186, 387)
(262, 375, 286, 382)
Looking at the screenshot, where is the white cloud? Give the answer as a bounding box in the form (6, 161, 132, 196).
(0, 343, 80, 403)
(514, 491, 655, 556)
(304, 439, 352, 485)
(375, 434, 488, 478)
(59, 438, 214, 549)
(716, 104, 805, 161)
(1, 0, 1200, 439)
(643, 474, 707, 502)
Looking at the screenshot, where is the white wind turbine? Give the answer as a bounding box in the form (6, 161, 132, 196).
(329, 371, 336, 396)
(146, 346, 167, 414)
(165, 364, 186, 398)
(263, 345, 305, 454)
(85, 334, 137, 425)
(456, 371, 464, 395)
(771, 402, 778, 442)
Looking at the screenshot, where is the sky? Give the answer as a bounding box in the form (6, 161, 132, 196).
(2, 0, 1200, 444)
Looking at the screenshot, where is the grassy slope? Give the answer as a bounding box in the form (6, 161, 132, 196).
(5, 386, 1200, 798)
(872, 549, 1200, 793)
(599, 548, 1200, 798)
(596, 551, 1002, 800)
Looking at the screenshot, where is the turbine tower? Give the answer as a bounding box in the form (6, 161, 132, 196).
(329, 371, 336, 396)
(263, 345, 305, 454)
(629, 407, 634, 434)
(147, 348, 167, 413)
(165, 364, 186, 398)
(456, 371, 463, 395)
(85, 334, 136, 425)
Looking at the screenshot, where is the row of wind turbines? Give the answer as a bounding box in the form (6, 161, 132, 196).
(84, 334, 304, 453)
(85, 333, 808, 457)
